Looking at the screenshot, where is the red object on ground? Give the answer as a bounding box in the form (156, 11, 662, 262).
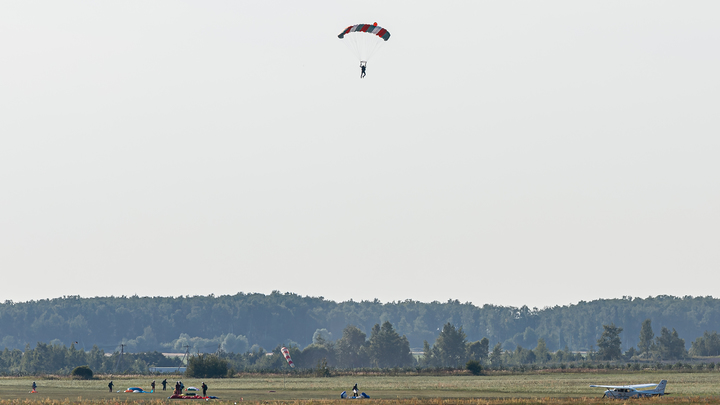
(168, 394, 209, 400)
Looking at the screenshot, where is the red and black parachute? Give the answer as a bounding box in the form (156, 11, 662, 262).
(338, 22, 390, 63)
(338, 23, 391, 41)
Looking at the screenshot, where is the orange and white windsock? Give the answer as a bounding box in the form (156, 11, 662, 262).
(281, 346, 295, 368)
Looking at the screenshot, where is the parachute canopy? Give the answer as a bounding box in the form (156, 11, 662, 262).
(338, 23, 391, 41)
(338, 22, 390, 62)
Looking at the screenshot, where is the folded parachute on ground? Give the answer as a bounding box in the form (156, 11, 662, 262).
(125, 387, 151, 393)
(340, 391, 370, 399)
(168, 394, 219, 400)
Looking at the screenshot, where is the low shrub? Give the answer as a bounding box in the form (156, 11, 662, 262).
(71, 365, 93, 380)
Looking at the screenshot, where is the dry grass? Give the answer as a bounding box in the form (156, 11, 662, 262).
(1, 398, 720, 405)
(0, 371, 718, 403)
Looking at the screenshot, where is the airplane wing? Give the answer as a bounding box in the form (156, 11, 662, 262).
(590, 383, 659, 389)
(628, 383, 661, 389)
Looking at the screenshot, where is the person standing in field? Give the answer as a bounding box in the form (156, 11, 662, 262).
(32, 382, 37, 392)
(162, 379, 167, 391)
(201, 382, 208, 397)
(108, 381, 114, 392)
(174, 381, 181, 395)
(151, 380, 156, 392)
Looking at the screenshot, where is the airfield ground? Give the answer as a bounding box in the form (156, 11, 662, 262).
(1, 372, 719, 404)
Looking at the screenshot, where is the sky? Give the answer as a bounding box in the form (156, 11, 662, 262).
(1, 1, 719, 309)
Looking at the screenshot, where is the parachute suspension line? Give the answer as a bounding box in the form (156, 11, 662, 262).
(344, 34, 362, 62)
(338, 23, 390, 77)
(339, 24, 389, 63)
(365, 39, 384, 61)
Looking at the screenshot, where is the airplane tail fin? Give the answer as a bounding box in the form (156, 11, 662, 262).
(656, 380, 667, 393)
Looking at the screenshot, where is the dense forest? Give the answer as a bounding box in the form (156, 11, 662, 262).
(5, 318, 719, 375)
(1, 293, 719, 355)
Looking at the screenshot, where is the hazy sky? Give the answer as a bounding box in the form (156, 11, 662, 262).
(1, 1, 718, 309)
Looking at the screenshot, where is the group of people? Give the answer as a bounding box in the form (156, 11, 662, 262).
(174, 380, 209, 397)
(106, 379, 207, 397)
(108, 379, 165, 392)
(33, 379, 354, 399)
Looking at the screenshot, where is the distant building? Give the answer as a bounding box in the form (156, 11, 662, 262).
(148, 367, 187, 373)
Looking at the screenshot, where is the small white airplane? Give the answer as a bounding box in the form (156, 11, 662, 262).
(590, 380, 668, 399)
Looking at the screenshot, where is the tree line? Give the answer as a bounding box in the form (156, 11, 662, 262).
(0, 343, 182, 375)
(595, 320, 720, 361)
(2, 294, 720, 355)
(4, 317, 720, 376)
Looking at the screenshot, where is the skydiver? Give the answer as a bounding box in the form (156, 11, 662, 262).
(360, 62, 366, 79)
(108, 381, 114, 392)
(352, 383, 359, 397)
(162, 379, 167, 391)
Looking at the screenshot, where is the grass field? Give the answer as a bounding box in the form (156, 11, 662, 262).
(1, 372, 719, 404)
